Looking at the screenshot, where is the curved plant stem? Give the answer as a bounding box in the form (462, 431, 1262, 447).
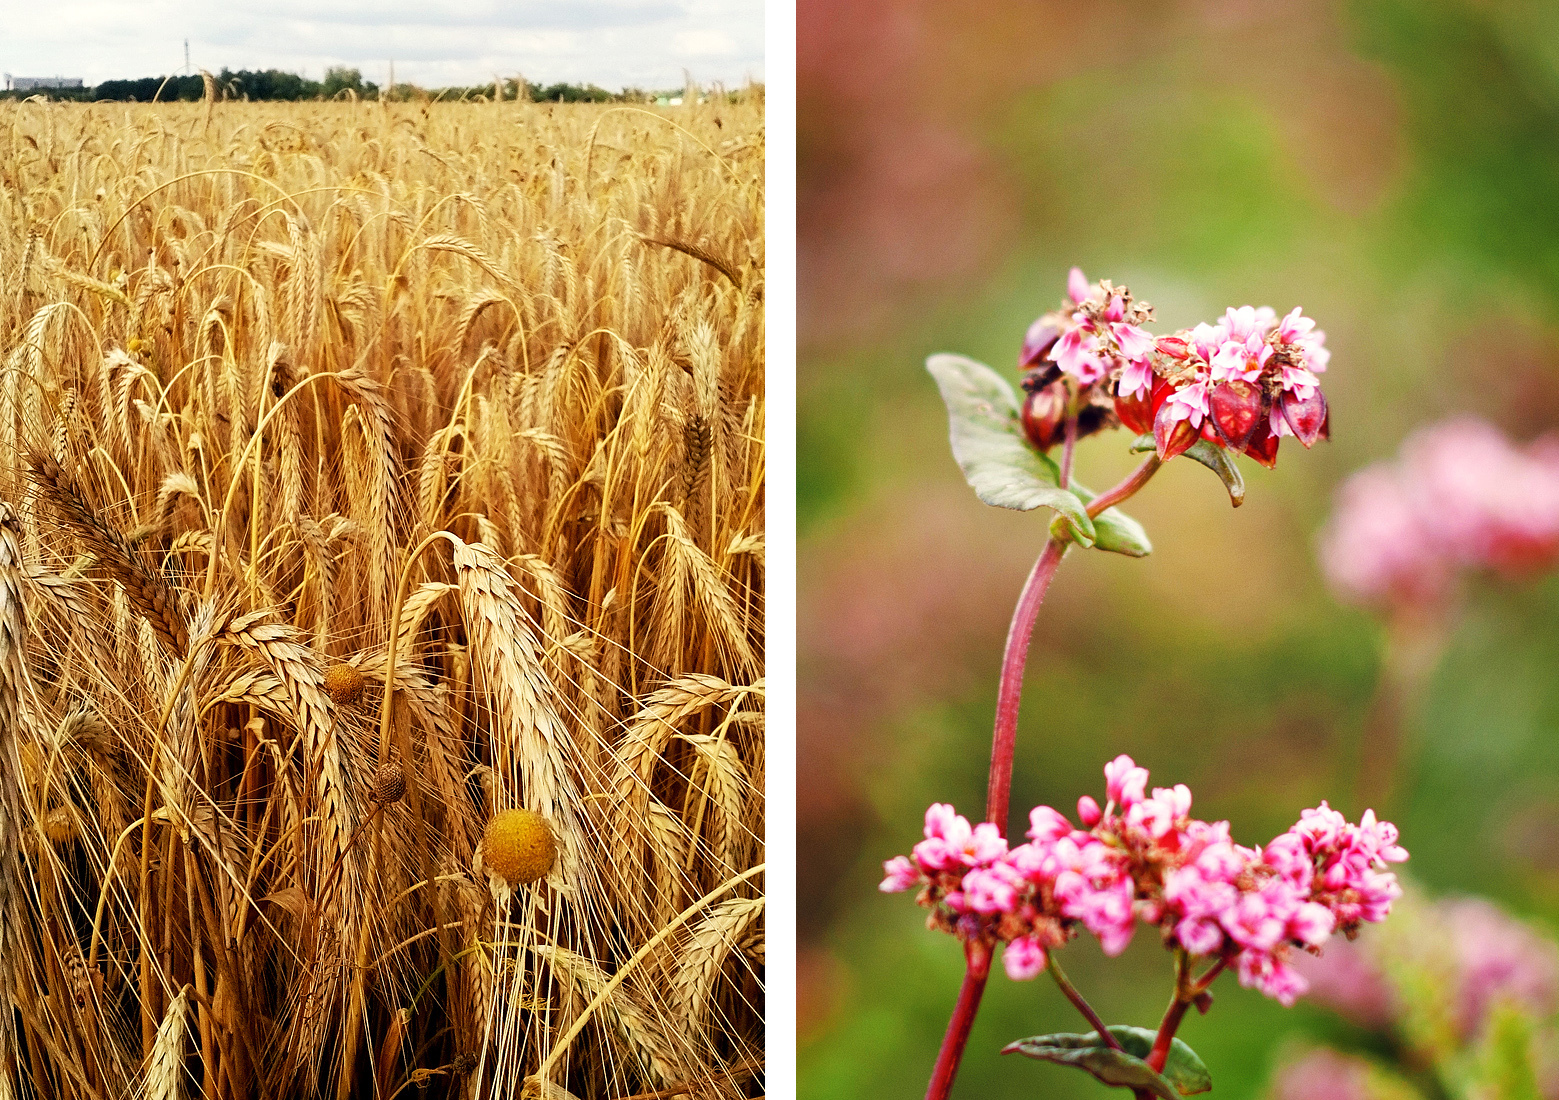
(1047, 956, 1121, 1049)
(924, 941, 991, 1100)
(926, 453, 1166, 1100)
(983, 536, 1068, 833)
(1087, 454, 1162, 519)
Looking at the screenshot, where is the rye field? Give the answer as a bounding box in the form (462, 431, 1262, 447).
(0, 93, 764, 1100)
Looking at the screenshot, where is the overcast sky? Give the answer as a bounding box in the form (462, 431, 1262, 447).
(4, 0, 763, 91)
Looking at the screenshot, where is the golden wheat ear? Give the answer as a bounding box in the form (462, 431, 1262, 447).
(2, 96, 762, 1100)
(24, 449, 189, 653)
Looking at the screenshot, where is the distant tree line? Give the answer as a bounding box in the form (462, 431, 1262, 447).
(0, 68, 706, 104)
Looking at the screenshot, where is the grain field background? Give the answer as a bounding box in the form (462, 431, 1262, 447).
(0, 90, 763, 1100)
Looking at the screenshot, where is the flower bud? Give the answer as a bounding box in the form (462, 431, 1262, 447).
(1155, 336, 1189, 360)
(1280, 389, 1329, 448)
(1077, 795, 1102, 827)
(1021, 381, 1068, 453)
(1153, 400, 1200, 461)
(1208, 380, 1265, 451)
(1019, 317, 1063, 371)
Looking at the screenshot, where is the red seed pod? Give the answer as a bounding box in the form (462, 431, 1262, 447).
(1019, 317, 1063, 371)
(1208, 380, 1266, 451)
(1149, 377, 1176, 420)
(1114, 386, 1154, 435)
(1153, 400, 1200, 461)
(1021, 381, 1068, 452)
(1281, 388, 1328, 448)
(1243, 419, 1280, 468)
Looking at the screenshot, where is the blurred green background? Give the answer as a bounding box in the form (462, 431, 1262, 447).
(796, 0, 1559, 1097)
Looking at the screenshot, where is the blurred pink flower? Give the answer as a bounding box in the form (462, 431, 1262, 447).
(1292, 938, 1397, 1029)
(1320, 417, 1559, 612)
(1270, 1049, 1373, 1100)
(1444, 897, 1559, 1040)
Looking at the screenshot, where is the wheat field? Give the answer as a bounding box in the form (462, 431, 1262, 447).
(0, 91, 763, 1100)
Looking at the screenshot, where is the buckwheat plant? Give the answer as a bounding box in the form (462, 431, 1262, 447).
(898, 270, 1407, 1099)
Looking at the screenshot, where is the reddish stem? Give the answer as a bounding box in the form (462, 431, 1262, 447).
(1086, 454, 1162, 518)
(984, 537, 1068, 832)
(924, 942, 991, 1100)
(1146, 999, 1191, 1074)
(1147, 954, 1227, 1073)
(927, 455, 1165, 1100)
(1059, 415, 1079, 489)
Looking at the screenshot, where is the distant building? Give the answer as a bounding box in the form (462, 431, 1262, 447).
(4, 76, 84, 92)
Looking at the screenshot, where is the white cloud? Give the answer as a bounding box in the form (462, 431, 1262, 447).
(4, 0, 763, 90)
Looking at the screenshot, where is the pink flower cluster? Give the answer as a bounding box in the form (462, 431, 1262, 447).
(1319, 417, 1559, 612)
(1018, 269, 1331, 468)
(881, 756, 1406, 1006)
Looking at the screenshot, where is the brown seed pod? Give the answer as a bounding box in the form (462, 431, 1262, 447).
(323, 662, 366, 707)
(483, 808, 557, 886)
(369, 760, 405, 805)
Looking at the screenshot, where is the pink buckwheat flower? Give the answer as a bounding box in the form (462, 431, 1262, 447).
(1068, 266, 1092, 305)
(1009, 270, 1336, 474)
(1003, 935, 1049, 981)
(1104, 754, 1149, 807)
(1238, 950, 1310, 1007)
(880, 855, 921, 893)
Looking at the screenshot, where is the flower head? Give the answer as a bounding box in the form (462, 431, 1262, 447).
(881, 763, 1405, 1005)
(1013, 271, 1333, 473)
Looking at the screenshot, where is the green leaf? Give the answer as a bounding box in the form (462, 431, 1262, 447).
(1183, 440, 1246, 507)
(926, 354, 1097, 546)
(1002, 1026, 1211, 1097)
(1069, 482, 1152, 557)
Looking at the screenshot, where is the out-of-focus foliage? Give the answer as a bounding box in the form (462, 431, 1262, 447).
(799, 0, 1559, 1097)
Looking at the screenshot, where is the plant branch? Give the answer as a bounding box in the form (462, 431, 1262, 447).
(927, 452, 1166, 1100)
(925, 941, 991, 1100)
(1047, 956, 1121, 1050)
(1145, 948, 1230, 1074)
(1192, 956, 1227, 997)
(1086, 454, 1162, 519)
(984, 536, 1067, 832)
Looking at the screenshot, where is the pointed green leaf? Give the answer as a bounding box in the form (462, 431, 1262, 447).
(926, 354, 1096, 544)
(1002, 1026, 1211, 1097)
(1183, 440, 1245, 508)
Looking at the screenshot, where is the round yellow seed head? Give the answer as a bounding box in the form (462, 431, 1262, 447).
(483, 808, 556, 886)
(323, 663, 366, 707)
